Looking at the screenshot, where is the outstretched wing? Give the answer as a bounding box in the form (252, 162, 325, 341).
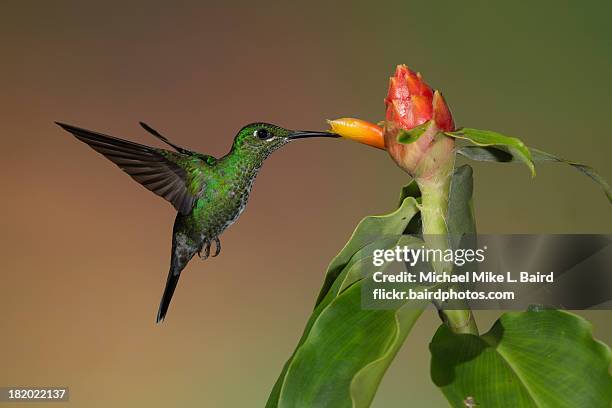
(56, 122, 203, 214)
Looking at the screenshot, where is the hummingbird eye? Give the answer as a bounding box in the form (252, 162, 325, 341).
(254, 128, 271, 140)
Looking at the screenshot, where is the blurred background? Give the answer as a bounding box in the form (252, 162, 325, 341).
(1, 1, 611, 406)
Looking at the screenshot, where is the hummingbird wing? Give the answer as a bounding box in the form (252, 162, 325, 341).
(56, 122, 204, 215)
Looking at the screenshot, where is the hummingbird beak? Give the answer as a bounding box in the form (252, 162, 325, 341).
(288, 130, 340, 140)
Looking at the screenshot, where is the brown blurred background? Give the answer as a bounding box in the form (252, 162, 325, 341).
(1, 1, 611, 407)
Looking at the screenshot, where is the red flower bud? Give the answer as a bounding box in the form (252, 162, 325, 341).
(384, 65, 454, 132)
(384, 65, 455, 178)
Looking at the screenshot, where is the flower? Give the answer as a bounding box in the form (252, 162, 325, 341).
(383, 65, 455, 178)
(329, 65, 456, 180)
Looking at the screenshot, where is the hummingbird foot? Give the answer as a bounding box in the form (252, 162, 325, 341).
(198, 240, 211, 260)
(212, 237, 221, 257)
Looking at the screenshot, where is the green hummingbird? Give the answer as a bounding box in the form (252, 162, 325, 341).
(56, 121, 338, 323)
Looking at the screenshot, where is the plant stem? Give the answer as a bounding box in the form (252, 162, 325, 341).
(417, 173, 479, 336)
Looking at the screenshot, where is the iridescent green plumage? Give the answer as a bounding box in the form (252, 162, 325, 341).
(56, 121, 337, 323)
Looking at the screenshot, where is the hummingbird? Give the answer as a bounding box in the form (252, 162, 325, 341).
(56, 121, 338, 323)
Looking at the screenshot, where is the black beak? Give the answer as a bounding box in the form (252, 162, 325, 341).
(288, 130, 339, 140)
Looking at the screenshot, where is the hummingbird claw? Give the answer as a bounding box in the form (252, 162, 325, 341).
(204, 240, 211, 259)
(198, 240, 211, 260)
(212, 237, 221, 257)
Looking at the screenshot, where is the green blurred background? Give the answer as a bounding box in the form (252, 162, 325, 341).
(1, 1, 611, 407)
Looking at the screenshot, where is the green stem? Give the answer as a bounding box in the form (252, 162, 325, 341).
(418, 176, 451, 237)
(417, 175, 479, 336)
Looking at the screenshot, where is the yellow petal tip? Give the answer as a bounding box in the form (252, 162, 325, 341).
(327, 117, 385, 150)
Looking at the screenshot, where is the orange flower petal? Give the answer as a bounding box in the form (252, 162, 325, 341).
(327, 118, 385, 150)
(432, 90, 454, 131)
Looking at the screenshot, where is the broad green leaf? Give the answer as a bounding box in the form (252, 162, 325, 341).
(273, 236, 426, 408)
(396, 121, 431, 144)
(314, 197, 419, 306)
(446, 128, 535, 177)
(331, 237, 405, 298)
(458, 145, 612, 203)
(267, 197, 423, 408)
(267, 234, 417, 404)
(430, 308, 612, 408)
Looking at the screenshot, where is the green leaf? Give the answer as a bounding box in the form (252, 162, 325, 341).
(430, 308, 612, 408)
(314, 197, 420, 306)
(446, 128, 535, 177)
(396, 121, 431, 144)
(271, 236, 426, 408)
(398, 179, 421, 208)
(447, 164, 476, 239)
(397, 179, 422, 234)
(266, 197, 424, 408)
(267, 235, 400, 408)
(266, 239, 393, 408)
(458, 145, 612, 203)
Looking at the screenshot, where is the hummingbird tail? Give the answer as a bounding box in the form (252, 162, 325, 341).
(156, 226, 198, 324)
(156, 268, 181, 324)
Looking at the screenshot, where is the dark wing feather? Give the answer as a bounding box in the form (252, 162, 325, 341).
(56, 122, 199, 214)
(139, 121, 193, 155)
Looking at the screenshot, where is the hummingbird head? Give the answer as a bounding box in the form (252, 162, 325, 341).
(231, 123, 339, 159)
